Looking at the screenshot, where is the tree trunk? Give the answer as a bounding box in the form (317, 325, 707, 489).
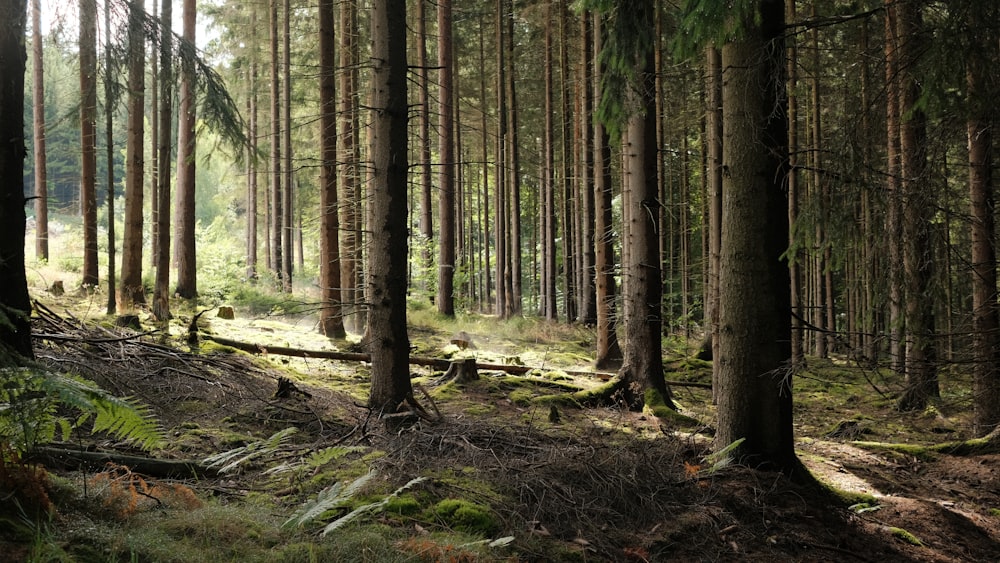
(437, 0, 456, 316)
(559, 1, 576, 322)
(716, 0, 800, 475)
(79, 0, 99, 288)
(152, 0, 174, 322)
(149, 0, 160, 266)
(174, 0, 197, 299)
(618, 4, 673, 410)
(339, 0, 361, 333)
(31, 0, 48, 262)
(268, 0, 282, 282)
(705, 46, 723, 402)
(503, 0, 522, 316)
(883, 0, 904, 374)
(281, 0, 293, 292)
(896, 1, 938, 411)
(0, 0, 33, 362)
(786, 0, 803, 367)
(367, 0, 413, 414)
(593, 12, 622, 368)
(967, 14, 999, 435)
(103, 0, 116, 315)
(318, 0, 345, 339)
(246, 4, 259, 281)
(120, 0, 146, 310)
(578, 13, 596, 326)
(415, 0, 433, 291)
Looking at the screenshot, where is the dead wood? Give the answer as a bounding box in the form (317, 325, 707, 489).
(28, 445, 217, 479)
(201, 334, 712, 389)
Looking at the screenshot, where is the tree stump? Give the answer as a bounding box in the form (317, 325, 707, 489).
(217, 306, 236, 320)
(115, 314, 141, 330)
(49, 280, 64, 296)
(441, 358, 478, 383)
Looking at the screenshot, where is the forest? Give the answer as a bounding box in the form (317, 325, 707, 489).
(1, 0, 999, 561)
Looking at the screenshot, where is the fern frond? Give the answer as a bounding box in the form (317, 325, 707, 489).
(320, 476, 427, 536)
(282, 470, 378, 530)
(203, 427, 298, 474)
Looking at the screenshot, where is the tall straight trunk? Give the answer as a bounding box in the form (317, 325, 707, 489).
(367, 0, 412, 413)
(859, 19, 876, 361)
(281, 0, 293, 292)
(318, 0, 345, 338)
(618, 26, 673, 411)
(494, 0, 508, 318)
(809, 3, 829, 358)
(478, 12, 492, 311)
(593, 12, 622, 367)
(152, 0, 174, 321)
(716, 0, 800, 475)
(706, 46, 723, 400)
(79, 0, 99, 288)
(0, 0, 33, 361)
(786, 0, 803, 367)
(149, 0, 160, 264)
(120, 0, 146, 309)
(541, 2, 557, 320)
(174, 0, 197, 299)
(31, 0, 48, 261)
(503, 0, 522, 316)
(416, 0, 433, 287)
(437, 0, 456, 316)
(559, 0, 576, 321)
(268, 0, 282, 281)
(339, 0, 361, 332)
(967, 17, 999, 434)
(578, 13, 596, 325)
(104, 0, 116, 315)
(896, 1, 937, 411)
(883, 0, 904, 373)
(246, 4, 259, 281)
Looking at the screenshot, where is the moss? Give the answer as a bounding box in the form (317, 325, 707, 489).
(384, 494, 422, 516)
(508, 389, 535, 406)
(643, 389, 700, 427)
(988, 508, 1000, 518)
(431, 499, 499, 536)
(888, 526, 923, 546)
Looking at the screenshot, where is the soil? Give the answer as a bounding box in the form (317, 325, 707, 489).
(7, 309, 1000, 562)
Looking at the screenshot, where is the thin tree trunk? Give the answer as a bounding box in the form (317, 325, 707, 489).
(503, 0, 521, 316)
(786, 0, 803, 367)
(416, 0, 433, 290)
(31, 0, 48, 262)
(578, 13, 596, 325)
(79, 0, 99, 288)
(281, 0, 293, 292)
(104, 0, 116, 315)
(152, 0, 174, 321)
(120, 0, 146, 310)
(318, 0, 345, 338)
(149, 0, 159, 265)
(269, 0, 282, 283)
(173, 0, 197, 299)
(560, 0, 576, 321)
(437, 0, 456, 316)
(339, 0, 361, 332)
(706, 46, 723, 401)
(884, 0, 904, 374)
(246, 4, 259, 281)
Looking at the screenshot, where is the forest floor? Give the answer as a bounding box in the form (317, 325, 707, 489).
(4, 289, 1000, 562)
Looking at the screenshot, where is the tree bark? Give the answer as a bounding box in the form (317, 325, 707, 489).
(715, 0, 800, 475)
(437, 0, 456, 316)
(0, 0, 33, 362)
(173, 0, 197, 299)
(79, 0, 99, 288)
(281, 0, 293, 292)
(705, 46, 723, 402)
(152, 0, 174, 322)
(367, 0, 413, 413)
(318, 0, 345, 339)
(31, 0, 48, 262)
(120, 0, 146, 310)
(339, 0, 361, 333)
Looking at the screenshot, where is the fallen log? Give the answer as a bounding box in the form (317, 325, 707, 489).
(28, 445, 217, 479)
(202, 334, 712, 389)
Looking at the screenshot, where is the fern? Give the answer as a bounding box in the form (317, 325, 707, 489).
(282, 471, 427, 536)
(0, 367, 165, 454)
(702, 437, 746, 473)
(264, 445, 367, 476)
(202, 427, 299, 474)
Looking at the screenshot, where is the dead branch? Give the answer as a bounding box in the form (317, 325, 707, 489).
(28, 445, 217, 479)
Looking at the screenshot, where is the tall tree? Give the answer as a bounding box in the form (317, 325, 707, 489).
(896, 0, 937, 411)
(705, 45, 723, 400)
(367, 0, 413, 413)
(318, 0, 345, 338)
(174, 0, 198, 299)
(967, 6, 999, 435)
(713, 0, 801, 474)
(79, 0, 99, 288)
(339, 0, 362, 332)
(152, 0, 174, 321)
(592, 12, 622, 368)
(268, 0, 282, 282)
(119, 0, 146, 310)
(436, 0, 456, 316)
(281, 0, 293, 292)
(31, 0, 48, 262)
(415, 0, 433, 290)
(540, 1, 557, 321)
(104, 0, 116, 315)
(0, 0, 33, 362)
(246, 3, 259, 281)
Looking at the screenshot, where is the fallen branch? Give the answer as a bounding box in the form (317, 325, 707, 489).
(28, 445, 218, 479)
(202, 334, 712, 389)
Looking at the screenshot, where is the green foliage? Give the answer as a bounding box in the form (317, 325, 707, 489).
(672, 0, 758, 58)
(888, 526, 924, 547)
(0, 367, 164, 454)
(282, 471, 427, 536)
(202, 427, 299, 474)
(431, 498, 500, 536)
(703, 437, 746, 472)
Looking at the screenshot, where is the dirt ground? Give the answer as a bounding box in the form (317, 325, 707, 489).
(10, 308, 1000, 562)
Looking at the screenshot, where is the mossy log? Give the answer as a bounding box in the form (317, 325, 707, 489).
(28, 445, 217, 479)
